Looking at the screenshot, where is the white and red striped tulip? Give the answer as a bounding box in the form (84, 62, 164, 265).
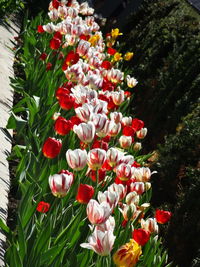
(86, 199, 111, 225)
(73, 121, 95, 143)
(87, 148, 106, 170)
(136, 128, 148, 139)
(119, 135, 132, 149)
(116, 163, 133, 181)
(66, 149, 87, 171)
(49, 172, 73, 197)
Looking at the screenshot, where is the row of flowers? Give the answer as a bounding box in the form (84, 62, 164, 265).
(4, 0, 172, 266)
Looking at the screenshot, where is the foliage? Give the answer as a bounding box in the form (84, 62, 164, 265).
(122, 0, 200, 149)
(0, 0, 24, 19)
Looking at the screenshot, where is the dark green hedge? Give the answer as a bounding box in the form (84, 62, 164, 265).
(122, 0, 200, 150)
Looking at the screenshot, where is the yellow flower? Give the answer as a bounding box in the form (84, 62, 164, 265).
(124, 52, 134, 61)
(111, 28, 123, 39)
(113, 52, 123, 62)
(88, 34, 100, 46)
(113, 239, 142, 267)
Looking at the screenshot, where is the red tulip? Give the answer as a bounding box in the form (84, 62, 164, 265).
(132, 118, 144, 131)
(132, 228, 150, 246)
(37, 25, 44, 33)
(155, 209, 172, 224)
(87, 169, 106, 183)
(76, 184, 95, 204)
(42, 137, 62, 158)
(50, 38, 61, 50)
(53, 31, 62, 41)
(70, 116, 82, 126)
(62, 51, 79, 70)
(52, 0, 60, 9)
(101, 61, 112, 70)
(54, 116, 72, 135)
(55, 87, 70, 100)
(36, 201, 50, 213)
(107, 47, 117, 55)
(58, 94, 75, 110)
(123, 126, 136, 136)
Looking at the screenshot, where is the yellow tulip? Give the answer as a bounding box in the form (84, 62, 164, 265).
(111, 28, 123, 39)
(113, 239, 142, 267)
(124, 52, 134, 61)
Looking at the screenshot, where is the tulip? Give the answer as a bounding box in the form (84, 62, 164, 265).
(126, 75, 138, 88)
(76, 40, 90, 57)
(91, 114, 107, 133)
(126, 191, 140, 206)
(95, 216, 115, 232)
(96, 120, 114, 138)
(50, 37, 61, 50)
(130, 182, 146, 195)
(66, 149, 87, 171)
(54, 116, 72, 135)
(59, 94, 75, 110)
(37, 25, 44, 33)
(106, 148, 124, 168)
(75, 103, 93, 122)
(133, 142, 142, 151)
(121, 203, 139, 221)
(136, 128, 147, 139)
(49, 172, 74, 197)
(110, 112, 123, 123)
(107, 122, 121, 137)
(124, 52, 134, 61)
(80, 228, 115, 256)
(86, 199, 111, 225)
(107, 68, 124, 84)
(121, 116, 132, 126)
(123, 126, 136, 137)
(113, 239, 142, 267)
(98, 190, 119, 211)
(87, 168, 106, 183)
(111, 90, 125, 105)
(108, 183, 127, 201)
(141, 218, 159, 234)
(73, 121, 95, 143)
(42, 137, 62, 158)
(87, 148, 106, 170)
(155, 209, 172, 224)
(36, 201, 50, 213)
(119, 135, 132, 149)
(132, 167, 155, 182)
(132, 228, 150, 246)
(116, 163, 133, 181)
(76, 184, 95, 204)
(132, 118, 144, 131)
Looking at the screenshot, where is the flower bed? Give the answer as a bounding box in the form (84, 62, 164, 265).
(2, 0, 172, 266)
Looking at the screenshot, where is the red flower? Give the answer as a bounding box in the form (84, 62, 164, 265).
(102, 79, 115, 91)
(52, 0, 60, 9)
(50, 38, 61, 50)
(46, 62, 52, 71)
(37, 201, 50, 213)
(54, 116, 72, 135)
(123, 126, 136, 136)
(87, 169, 106, 183)
(102, 159, 113, 171)
(107, 47, 117, 55)
(155, 209, 172, 224)
(131, 161, 141, 168)
(79, 34, 90, 41)
(132, 228, 150, 246)
(55, 87, 70, 100)
(70, 116, 82, 127)
(53, 31, 62, 40)
(132, 118, 144, 131)
(101, 61, 112, 70)
(39, 53, 47, 61)
(58, 94, 75, 110)
(37, 25, 44, 33)
(42, 137, 62, 158)
(76, 184, 95, 204)
(92, 139, 109, 151)
(62, 51, 80, 70)
(124, 91, 132, 98)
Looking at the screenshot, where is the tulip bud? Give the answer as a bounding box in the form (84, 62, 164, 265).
(133, 142, 142, 151)
(141, 218, 159, 234)
(49, 172, 73, 197)
(42, 137, 62, 158)
(76, 184, 95, 204)
(36, 201, 50, 213)
(126, 192, 140, 205)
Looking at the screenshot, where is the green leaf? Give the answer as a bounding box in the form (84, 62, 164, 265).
(17, 215, 27, 262)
